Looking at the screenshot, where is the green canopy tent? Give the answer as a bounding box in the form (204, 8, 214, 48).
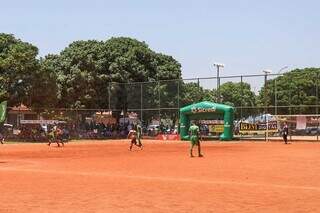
(179, 101, 234, 141)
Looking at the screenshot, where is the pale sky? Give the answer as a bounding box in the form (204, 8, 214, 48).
(1, 0, 319, 90)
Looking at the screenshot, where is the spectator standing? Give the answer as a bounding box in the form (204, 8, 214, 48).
(282, 122, 289, 144)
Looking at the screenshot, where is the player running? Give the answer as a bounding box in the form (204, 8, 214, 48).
(128, 124, 143, 151)
(48, 125, 64, 147)
(0, 133, 4, 144)
(188, 121, 203, 158)
(136, 123, 143, 148)
(0, 123, 5, 144)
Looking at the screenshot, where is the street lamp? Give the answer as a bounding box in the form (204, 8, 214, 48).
(213, 63, 225, 103)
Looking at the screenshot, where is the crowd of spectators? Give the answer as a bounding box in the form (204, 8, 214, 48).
(78, 121, 132, 139)
(1, 120, 178, 141)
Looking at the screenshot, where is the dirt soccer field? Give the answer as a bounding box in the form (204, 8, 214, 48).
(0, 140, 320, 213)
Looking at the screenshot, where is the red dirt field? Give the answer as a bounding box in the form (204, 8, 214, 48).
(1, 140, 320, 213)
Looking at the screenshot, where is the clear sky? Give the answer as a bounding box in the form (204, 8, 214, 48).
(1, 0, 320, 86)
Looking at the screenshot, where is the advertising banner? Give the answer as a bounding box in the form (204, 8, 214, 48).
(210, 124, 224, 133)
(239, 121, 278, 134)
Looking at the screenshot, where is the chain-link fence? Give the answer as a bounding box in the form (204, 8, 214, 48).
(4, 72, 320, 141)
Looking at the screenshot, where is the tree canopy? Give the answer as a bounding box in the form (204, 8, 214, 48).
(2, 33, 320, 121)
(38, 36, 182, 124)
(258, 68, 320, 114)
(0, 33, 39, 106)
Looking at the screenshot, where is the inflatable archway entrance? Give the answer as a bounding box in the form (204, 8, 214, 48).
(179, 101, 234, 141)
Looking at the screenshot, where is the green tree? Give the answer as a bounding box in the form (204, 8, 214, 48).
(219, 82, 257, 119)
(0, 33, 39, 106)
(41, 37, 182, 123)
(180, 82, 215, 107)
(30, 55, 59, 109)
(49, 40, 105, 109)
(258, 68, 320, 114)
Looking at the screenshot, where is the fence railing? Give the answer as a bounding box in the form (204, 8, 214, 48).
(4, 72, 320, 141)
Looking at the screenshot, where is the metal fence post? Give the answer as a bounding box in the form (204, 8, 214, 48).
(158, 80, 161, 124)
(240, 75, 243, 119)
(240, 75, 243, 141)
(217, 73, 220, 103)
(316, 72, 319, 141)
(264, 73, 268, 141)
(177, 79, 180, 118)
(197, 78, 200, 102)
(108, 82, 111, 111)
(275, 78, 277, 115)
(140, 83, 143, 123)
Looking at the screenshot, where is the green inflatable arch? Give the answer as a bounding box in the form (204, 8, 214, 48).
(179, 101, 234, 141)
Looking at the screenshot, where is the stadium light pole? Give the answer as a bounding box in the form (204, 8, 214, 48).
(263, 69, 271, 141)
(275, 66, 289, 115)
(213, 63, 225, 103)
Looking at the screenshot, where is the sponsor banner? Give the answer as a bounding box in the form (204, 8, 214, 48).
(199, 120, 223, 125)
(239, 121, 278, 134)
(191, 107, 216, 113)
(95, 116, 117, 125)
(210, 124, 224, 133)
(20, 120, 66, 125)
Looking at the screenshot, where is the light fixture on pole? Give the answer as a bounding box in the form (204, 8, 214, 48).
(213, 63, 225, 103)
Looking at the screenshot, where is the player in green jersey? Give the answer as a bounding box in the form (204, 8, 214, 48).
(136, 123, 143, 148)
(188, 121, 203, 157)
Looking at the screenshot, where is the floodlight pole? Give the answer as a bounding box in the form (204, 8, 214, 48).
(214, 63, 224, 103)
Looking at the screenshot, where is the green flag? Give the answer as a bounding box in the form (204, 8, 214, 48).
(0, 101, 7, 123)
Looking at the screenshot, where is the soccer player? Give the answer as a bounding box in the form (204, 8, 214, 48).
(282, 122, 289, 144)
(128, 125, 142, 151)
(0, 133, 4, 144)
(136, 123, 143, 148)
(188, 121, 203, 157)
(55, 126, 64, 147)
(47, 126, 55, 146)
(0, 124, 4, 144)
(48, 125, 64, 147)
